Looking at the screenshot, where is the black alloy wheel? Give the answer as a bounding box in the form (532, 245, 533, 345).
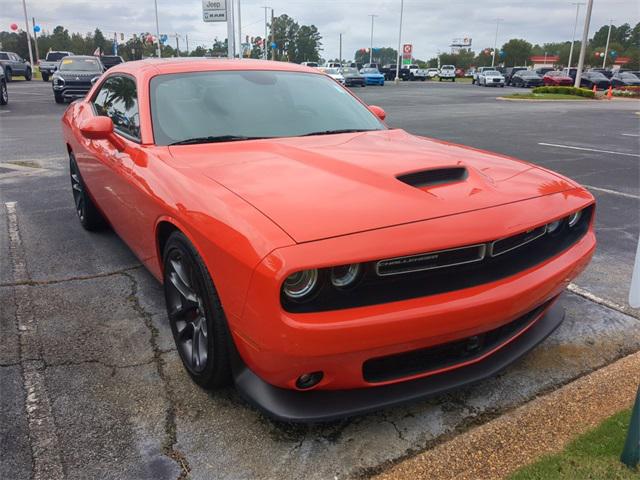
(69, 153, 105, 230)
(163, 232, 232, 389)
(25, 68, 32, 81)
(0, 80, 7, 105)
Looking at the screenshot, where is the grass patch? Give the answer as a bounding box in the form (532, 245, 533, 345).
(510, 409, 639, 480)
(504, 93, 592, 100)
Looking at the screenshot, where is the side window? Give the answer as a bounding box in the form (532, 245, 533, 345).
(92, 76, 141, 140)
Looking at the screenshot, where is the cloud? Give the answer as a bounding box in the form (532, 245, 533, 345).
(1, 0, 637, 59)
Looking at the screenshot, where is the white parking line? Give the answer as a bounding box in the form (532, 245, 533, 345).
(567, 283, 629, 315)
(538, 142, 640, 158)
(584, 185, 640, 200)
(621, 133, 640, 137)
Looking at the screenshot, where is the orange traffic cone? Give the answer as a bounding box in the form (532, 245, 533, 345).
(606, 86, 613, 99)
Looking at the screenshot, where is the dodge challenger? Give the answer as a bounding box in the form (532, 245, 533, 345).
(61, 59, 596, 422)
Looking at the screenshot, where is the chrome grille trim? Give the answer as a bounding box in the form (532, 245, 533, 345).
(376, 244, 487, 277)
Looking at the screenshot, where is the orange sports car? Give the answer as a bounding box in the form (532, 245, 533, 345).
(61, 59, 595, 421)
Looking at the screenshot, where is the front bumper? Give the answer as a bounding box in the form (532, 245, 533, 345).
(233, 299, 565, 422)
(364, 77, 384, 85)
(53, 84, 92, 100)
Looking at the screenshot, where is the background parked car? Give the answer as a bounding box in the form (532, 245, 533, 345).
(610, 72, 640, 87)
(580, 71, 611, 90)
(301, 61, 319, 67)
(39, 51, 74, 81)
(472, 66, 493, 84)
(0, 51, 32, 81)
(326, 62, 342, 68)
(477, 69, 505, 87)
(100, 55, 124, 70)
(425, 68, 439, 79)
(543, 70, 573, 86)
(402, 64, 428, 81)
(348, 62, 363, 70)
(319, 67, 345, 84)
(455, 67, 466, 77)
(360, 67, 385, 86)
(510, 70, 543, 88)
(339, 67, 365, 87)
(504, 66, 528, 86)
(439, 65, 456, 82)
(589, 68, 613, 79)
(51, 55, 104, 103)
(0, 67, 7, 105)
(534, 67, 554, 76)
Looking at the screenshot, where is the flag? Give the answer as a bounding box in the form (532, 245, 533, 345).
(93, 47, 101, 56)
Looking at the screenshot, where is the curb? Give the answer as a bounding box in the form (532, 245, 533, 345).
(374, 351, 640, 480)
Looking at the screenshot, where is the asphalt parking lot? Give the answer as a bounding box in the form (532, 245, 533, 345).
(1, 79, 639, 480)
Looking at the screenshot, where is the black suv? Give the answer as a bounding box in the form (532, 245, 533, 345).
(0, 51, 32, 81)
(51, 56, 104, 104)
(100, 55, 124, 70)
(39, 51, 74, 81)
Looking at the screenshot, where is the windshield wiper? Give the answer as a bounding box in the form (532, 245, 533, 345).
(169, 135, 264, 146)
(298, 129, 376, 137)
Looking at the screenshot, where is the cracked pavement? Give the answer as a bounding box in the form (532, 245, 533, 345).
(1, 80, 638, 480)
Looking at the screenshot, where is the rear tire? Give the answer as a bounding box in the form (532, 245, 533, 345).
(42, 72, 49, 82)
(69, 152, 106, 231)
(163, 231, 232, 389)
(24, 68, 32, 81)
(4, 68, 12, 82)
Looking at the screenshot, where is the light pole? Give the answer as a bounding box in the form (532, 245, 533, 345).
(394, 0, 404, 84)
(568, 2, 584, 69)
(262, 6, 270, 59)
(237, 0, 242, 58)
(574, 0, 593, 88)
(153, 0, 162, 57)
(339, 33, 342, 65)
(369, 14, 378, 64)
(491, 18, 502, 67)
(602, 19, 613, 68)
(21, 0, 34, 68)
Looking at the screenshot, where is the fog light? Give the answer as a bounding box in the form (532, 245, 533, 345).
(283, 269, 318, 300)
(568, 211, 582, 228)
(330, 264, 360, 288)
(296, 371, 323, 389)
(547, 220, 562, 233)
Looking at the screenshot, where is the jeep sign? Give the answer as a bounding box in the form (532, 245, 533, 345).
(203, 0, 227, 22)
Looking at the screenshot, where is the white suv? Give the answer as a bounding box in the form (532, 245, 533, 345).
(439, 65, 456, 82)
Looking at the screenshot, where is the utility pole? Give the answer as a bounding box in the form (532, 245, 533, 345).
(368, 14, 378, 64)
(339, 33, 342, 65)
(602, 19, 612, 68)
(491, 18, 502, 67)
(175, 33, 180, 56)
(21, 0, 34, 68)
(568, 2, 584, 69)
(153, 0, 161, 57)
(271, 9, 275, 61)
(574, 0, 593, 88)
(394, 0, 404, 84)
(185, 34, 189, 55)
(262, 6, 270, 59)
(227, 0, 235, 58)
(237, 0, 242, 58)
(31, 17, 39, 63)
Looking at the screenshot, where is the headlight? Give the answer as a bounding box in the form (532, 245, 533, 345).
(568, 211, 582, 227)
(330, 264, 360, 288)
(53, 76, 64, 86)
(283, 269, 318, 300)
(547, 220, 562, 233)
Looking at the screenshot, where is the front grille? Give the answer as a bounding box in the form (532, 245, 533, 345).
(362, 298, 554, 383)
(376, 244, 485, 276)
(282, 205, 593, 313)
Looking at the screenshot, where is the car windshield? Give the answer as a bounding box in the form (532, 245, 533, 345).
(323, 68, 339, 75)
(546, 71, 561, 76)
(361, 68, 379, 74)
(59, 58, 102, 71)
(484, 70, 500, 75)
(150, 70, 385, 146)
(520, 71, 537, 77)
(46, 52, 70, 61)
(620, 73, 638, 79)
(588, 72, 607, 80)
(340, 67, 358, 74)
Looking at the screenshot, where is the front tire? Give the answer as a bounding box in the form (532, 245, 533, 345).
(5, 68, 12, 82)
(54, 92, 64, 104)
(24, 68, 32, 81)
(69, 152, 105, 231)
(42, 72, 49, 82)
(0, 80, 7, 105)
(163, 232, 232, 389)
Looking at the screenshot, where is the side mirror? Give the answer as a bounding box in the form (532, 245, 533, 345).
(368, 105, 386, 121)
(79, 116, 126, 150)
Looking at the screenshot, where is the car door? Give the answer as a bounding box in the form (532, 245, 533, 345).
(81, 74, 147, 255)
(10, 54, 25, 75)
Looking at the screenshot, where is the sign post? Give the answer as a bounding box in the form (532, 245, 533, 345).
(402, 43, 412, 65)
(202, 0, 233, 58)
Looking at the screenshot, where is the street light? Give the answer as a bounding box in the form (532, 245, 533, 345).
(491, 18, 503, 67)
(568, 2, 584, 69)
(21, 0, 35, 68)
(262, 6, 270, 59)
(602, 18, 613, 68)
(153, 0, 161, 57)
(369, 14, 378, 64)
(574, 0, 593, 88)
(394, 0, 404, 84)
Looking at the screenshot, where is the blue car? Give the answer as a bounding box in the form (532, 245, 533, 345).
(360, 67, 385, 86)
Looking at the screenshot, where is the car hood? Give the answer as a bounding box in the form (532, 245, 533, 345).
(168, 129, 576, 243)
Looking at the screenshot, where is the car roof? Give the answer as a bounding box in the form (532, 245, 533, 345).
(107, 58, 319, 77)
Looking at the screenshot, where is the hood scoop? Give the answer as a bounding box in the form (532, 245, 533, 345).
(397, 166, 468, 189)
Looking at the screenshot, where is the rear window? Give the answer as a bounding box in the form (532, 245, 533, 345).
(46, 52, 70, 61)
(0, 53, 9, 60)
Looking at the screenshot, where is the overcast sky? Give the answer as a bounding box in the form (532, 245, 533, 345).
(1, 0, 638, 60)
